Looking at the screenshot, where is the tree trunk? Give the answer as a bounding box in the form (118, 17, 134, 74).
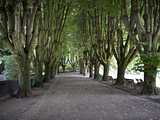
(18, 54, 31, 97)
(49, 64, 56, 79)
(141, 64, 158, 95)
(79, 58, 85, 75)
(44, 62, 50, 82)
(51, 68, 56, 79)
(102, 63, 109, 81)
(115, 64, 125, 85)
(49, 65, 53, 79)
(58, 65, 60, 74)
(71, 64, 76, 72)
(94, 62, 100, 79)
(82, 64, 86, 76)
(36, 63, 43, 87)
(80, 64, 83, 74)
(62, 64, 66, 73)
(89, 63, 93, 78)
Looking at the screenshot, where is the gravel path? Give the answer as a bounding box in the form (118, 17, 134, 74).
(0, 72, 160, 120)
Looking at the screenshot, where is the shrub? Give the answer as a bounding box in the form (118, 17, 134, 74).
(3, 55, 19, 80)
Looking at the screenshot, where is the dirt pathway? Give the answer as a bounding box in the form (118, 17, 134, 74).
(0, 72, 160, 120)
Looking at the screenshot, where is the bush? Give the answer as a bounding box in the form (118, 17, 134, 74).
(3, 55, 19, 80)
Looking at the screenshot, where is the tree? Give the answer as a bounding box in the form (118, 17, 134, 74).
(76, 0, 120, 80)
(113, 24, 137, 85)
(77, 8, 90, 75)
(131, 0, 160, 94)
(0, 0, 40, 96)
(94, 11, 116, 81)
(33, 0, 71, 82)
(113, 0, 138, 85)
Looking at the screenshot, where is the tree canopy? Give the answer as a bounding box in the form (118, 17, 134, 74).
(0, 0, 159, 96)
